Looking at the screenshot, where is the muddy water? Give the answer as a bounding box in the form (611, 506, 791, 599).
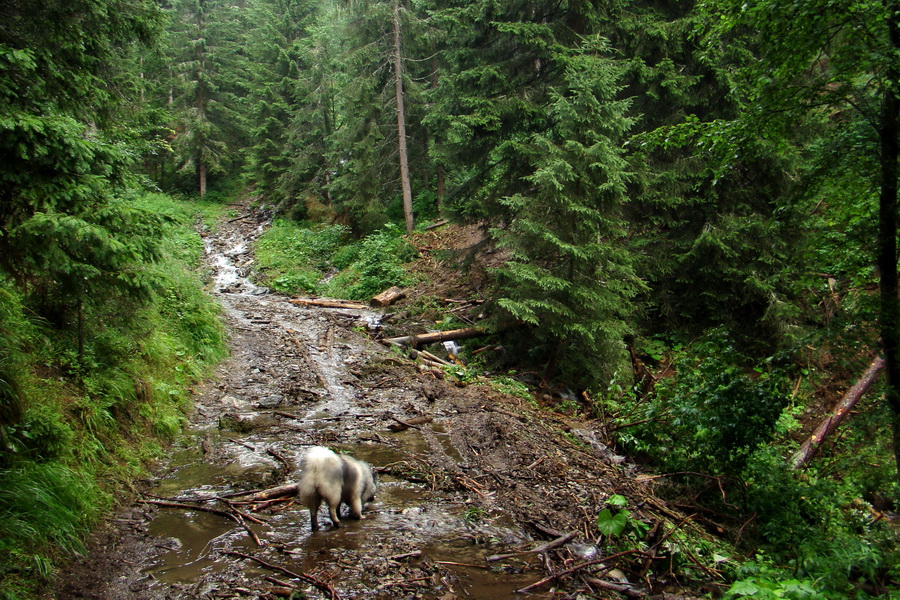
(137, 211, 538, 599)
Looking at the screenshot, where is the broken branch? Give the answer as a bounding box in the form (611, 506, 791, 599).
(370, 286, 406, 307)
(516, 549, 643, 593)
(383, 327, 485, 349)
(232, 483, 301, 502)
(224, 551, 340, 600)
(486, 531, 577, 562)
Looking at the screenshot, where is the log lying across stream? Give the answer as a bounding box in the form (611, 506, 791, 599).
(382, 327, 485, 349)
(288, 297, 368, 310)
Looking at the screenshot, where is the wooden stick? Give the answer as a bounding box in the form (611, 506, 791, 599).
(435, 560, 490, 569)
(234, 513, 264, 547)
(388, 551, 423, 561)
(486, 531, 577, 562)
(267, 448, 291, 471)
(141, 499, 240, 522)
(216, 499, 267, 525)
(790, 355, 885, 468)
(224, 551, 340, 600)
(409, 349, 452, 366)
(230, 438, 257, 451)
(516, 549, 643, 593)
(232, 483, 301, 502)
(584, 577, 643, 598)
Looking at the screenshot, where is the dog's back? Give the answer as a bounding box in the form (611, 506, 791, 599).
(297, 446, 375, 531)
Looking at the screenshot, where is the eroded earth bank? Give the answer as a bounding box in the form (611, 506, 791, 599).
(55, 202, 692, 600)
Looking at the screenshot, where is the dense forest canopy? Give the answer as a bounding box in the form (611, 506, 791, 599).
(3, 0, 900, 597)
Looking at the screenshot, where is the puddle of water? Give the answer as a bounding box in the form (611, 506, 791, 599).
(146, 511, 240, 582)
(435, 431, 464, 463)
(430, 546, 540, 600)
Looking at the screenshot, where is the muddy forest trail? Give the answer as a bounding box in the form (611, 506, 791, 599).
(55, 200, 693, 600)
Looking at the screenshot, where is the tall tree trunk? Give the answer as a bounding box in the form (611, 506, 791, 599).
(393, 0, 414, 234)
(432, 55, 444, 213)
(880, 0, 900, 482)
(199, 159, 207, 198)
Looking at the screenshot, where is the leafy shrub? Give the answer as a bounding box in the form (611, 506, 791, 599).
(737, 448, 900, 595)
(627, 330, 790, 475)
(322, 224, 416, 300)
(0, 192, 227, 599)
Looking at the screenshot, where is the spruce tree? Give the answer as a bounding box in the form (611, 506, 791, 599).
(164, 0, 249, 196)
(0, 0, 166, 317)
(427, 1, 644, 386)
(243, 0, 318, 204)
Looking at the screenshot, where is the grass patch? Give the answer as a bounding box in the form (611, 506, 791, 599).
(0, 191, 227, 599)
(253, 220, 416, 300)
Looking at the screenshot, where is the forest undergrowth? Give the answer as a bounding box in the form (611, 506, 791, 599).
(0, 193, 229, 600)
(253, 215, 900, 599)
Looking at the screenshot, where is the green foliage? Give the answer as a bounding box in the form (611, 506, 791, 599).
(485, 376, 534, 404)
(0, 288, 33, 441)
(736, 448, 900, 593)
(254, 220, 351, 294)
(0, 464, 106, 562)
(0, 192, 226, 599)
(462, 505, 487, 525)
(253, 219, 416, 299)
(596, 494, 649, 541)
(724, 576, 831, 600)
(323, 225, 417, 300)
(621, 331, 790, 476)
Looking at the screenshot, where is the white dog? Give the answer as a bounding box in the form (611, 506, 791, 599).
(297, 446, 376, 531)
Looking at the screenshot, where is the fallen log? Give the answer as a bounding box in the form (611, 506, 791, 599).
(383, 327, 485, 349)
(425, 218, 449, 230)
(370, 286, 406, 307)
(288, 297, 368, 310)
(790, 355, 885, 469)
(231, 483, 301, 502)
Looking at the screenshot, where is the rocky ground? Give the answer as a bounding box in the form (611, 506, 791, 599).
(54, 202, 710, 600)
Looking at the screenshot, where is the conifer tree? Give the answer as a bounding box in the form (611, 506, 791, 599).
(243, 0, 318, 203)
(428, 1, 644, 385)
(318, 0, 431, 233)
(0, 0, 165, 296)
(690, 0, 900, 481)
(164, 0, 249, 196)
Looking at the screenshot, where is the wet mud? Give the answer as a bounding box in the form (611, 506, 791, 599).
(54, 202, 669, 600)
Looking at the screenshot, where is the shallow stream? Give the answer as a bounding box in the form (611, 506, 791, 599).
(136, 209, 540, 598)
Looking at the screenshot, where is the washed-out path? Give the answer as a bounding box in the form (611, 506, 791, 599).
(55, 201, 651, 600)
